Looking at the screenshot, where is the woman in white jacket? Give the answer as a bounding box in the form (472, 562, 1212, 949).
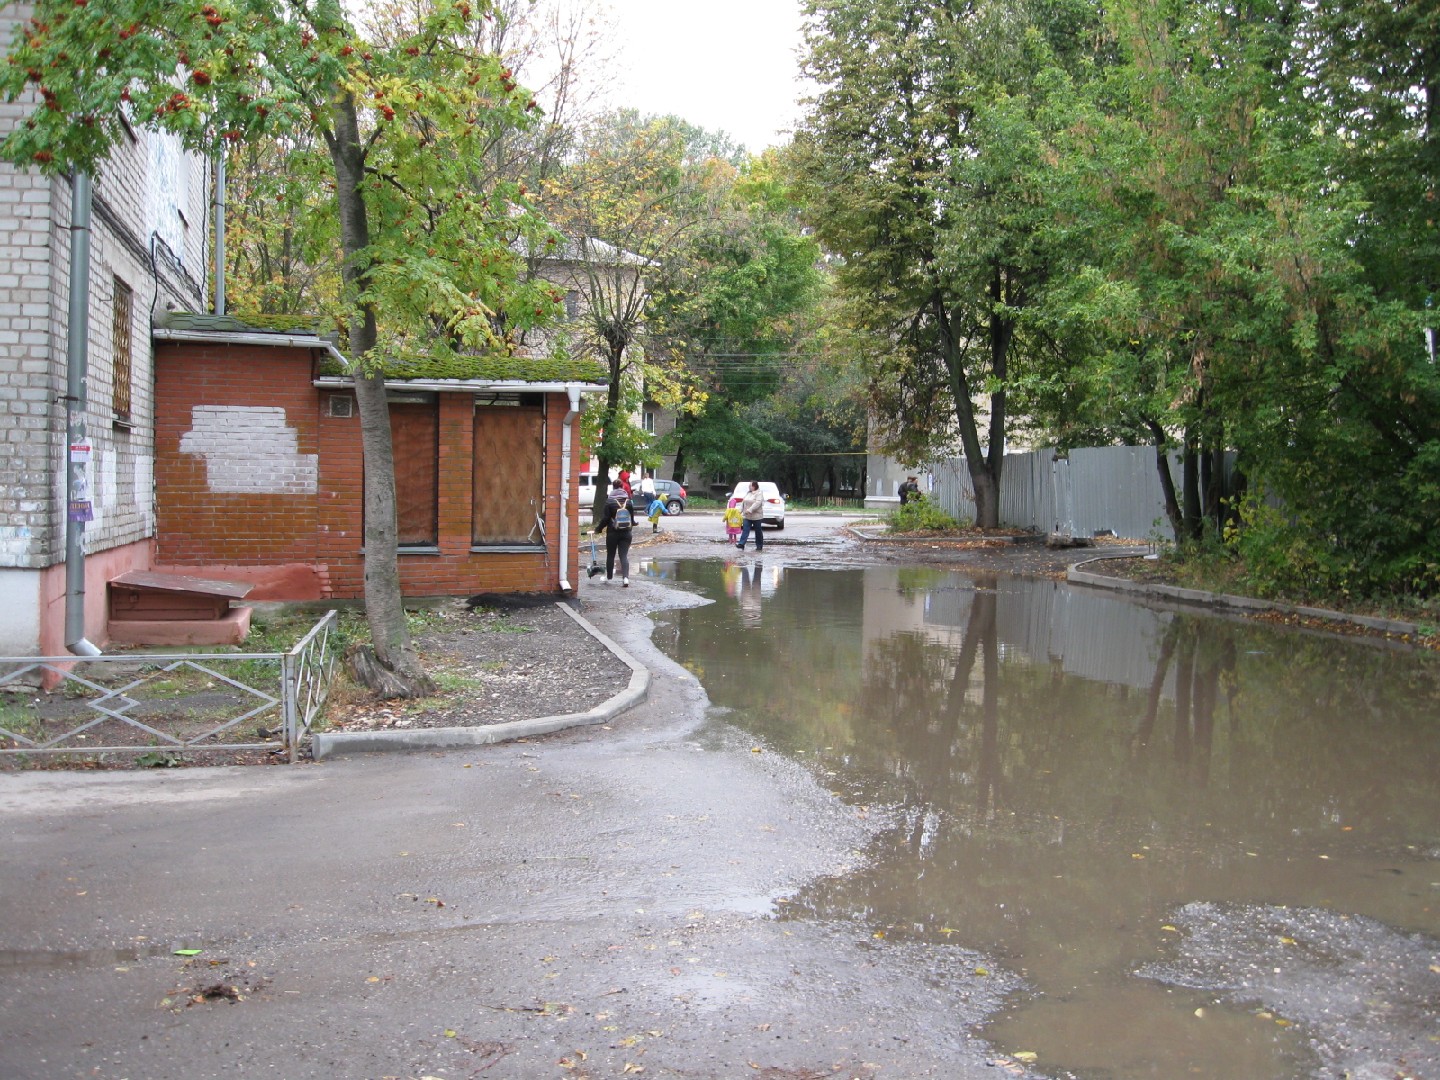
(736, 481, 765, 552)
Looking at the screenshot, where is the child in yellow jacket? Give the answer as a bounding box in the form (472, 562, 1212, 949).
(724, 497, 743, 543)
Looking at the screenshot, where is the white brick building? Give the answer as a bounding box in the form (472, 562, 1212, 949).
(0, 12, 211, 655)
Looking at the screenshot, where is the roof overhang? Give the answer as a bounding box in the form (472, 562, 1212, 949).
(153, 327, 349, 368)
(154, 327, 607, 394)
(313, 376, 609, 394)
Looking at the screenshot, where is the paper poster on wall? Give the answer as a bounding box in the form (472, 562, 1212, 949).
(69, 461, 93, 522)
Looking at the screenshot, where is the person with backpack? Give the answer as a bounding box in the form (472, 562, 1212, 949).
(645, 491, 666, 534)
(593, 479, 635, 586)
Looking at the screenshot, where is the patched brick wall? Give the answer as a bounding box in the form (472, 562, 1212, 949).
(155, 344, 321, 567)
(155, 339, 585, 600)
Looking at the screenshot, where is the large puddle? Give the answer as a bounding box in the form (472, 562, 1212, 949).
(646, 559, 1440, 1079)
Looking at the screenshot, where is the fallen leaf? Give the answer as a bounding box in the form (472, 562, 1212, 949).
(1014, 1050, 1039, 1062)
(444, 1029, 457, 1038)
(174, 949, 202, 957)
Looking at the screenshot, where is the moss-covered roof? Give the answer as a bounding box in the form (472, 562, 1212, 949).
(156, 311, 607, 386)
(317, 351, 608, 385)
(156, 310, 333, 337)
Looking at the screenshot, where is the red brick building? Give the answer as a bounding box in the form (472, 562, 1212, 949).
(151, 313, 606, 605)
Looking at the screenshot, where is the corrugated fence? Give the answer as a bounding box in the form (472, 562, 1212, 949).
(929, 445, 1206, 542)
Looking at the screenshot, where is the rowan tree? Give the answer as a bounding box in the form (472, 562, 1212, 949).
(0, 0, 556, 694)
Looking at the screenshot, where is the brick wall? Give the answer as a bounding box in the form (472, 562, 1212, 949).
(155, 338, 586, 600)
(0, 8, 210, 581)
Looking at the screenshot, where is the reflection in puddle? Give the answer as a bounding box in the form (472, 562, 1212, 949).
(658, 561, 1440, 1079)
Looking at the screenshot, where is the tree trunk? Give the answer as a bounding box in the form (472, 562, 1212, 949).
(1182, 428, 1203, 542)
(594, 342, 627, 515)
(938, 297, 1004, 528)
(327, 94, 434, 697)
(1146, 420, 1185, 541)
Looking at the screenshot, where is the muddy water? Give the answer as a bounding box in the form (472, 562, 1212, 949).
(650, 560, 1440, 1079)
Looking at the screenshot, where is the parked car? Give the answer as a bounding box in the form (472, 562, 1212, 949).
(653, 479, 688, 514)
(576, 472, 598, 513)
(729, 481, 786, 530)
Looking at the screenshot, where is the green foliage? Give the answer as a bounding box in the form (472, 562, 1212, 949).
(890, 495, 961, 533)
(791, 0, 1099, 524)
(0, 0, 562, 361)
(1026, 0, 1440, 598)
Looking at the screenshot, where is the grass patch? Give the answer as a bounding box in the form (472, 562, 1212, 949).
(1103, 549, 1440, 644)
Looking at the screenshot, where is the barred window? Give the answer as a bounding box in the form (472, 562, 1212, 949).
(111, 276, 134, 422)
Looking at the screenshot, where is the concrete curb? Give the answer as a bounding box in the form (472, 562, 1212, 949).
(1068, 552, 1422, 638)
(310, 602, 650, 760)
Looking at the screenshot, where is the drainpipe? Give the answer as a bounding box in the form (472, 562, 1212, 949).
(65, 172, 101, 656)
(213, 149, 226, 315)
(558, 386, 581, 592)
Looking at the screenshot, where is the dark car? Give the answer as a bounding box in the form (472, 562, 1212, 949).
(653, 479, 688, 514)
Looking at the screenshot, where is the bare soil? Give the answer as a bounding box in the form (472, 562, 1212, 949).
(324, 601, 617, 734)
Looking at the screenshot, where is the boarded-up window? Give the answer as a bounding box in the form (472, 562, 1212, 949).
(111, 276, 133, 421)
(473, 404, 544, 545)
(389, 399, 438, 547)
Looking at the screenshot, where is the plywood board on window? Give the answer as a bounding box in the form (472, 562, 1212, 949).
(473, 407, 544, 545)
(390, 401, 438, 546)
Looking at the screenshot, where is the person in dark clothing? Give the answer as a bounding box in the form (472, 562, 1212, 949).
(898, 476, 920, 506)
(593, 479, 635, 586)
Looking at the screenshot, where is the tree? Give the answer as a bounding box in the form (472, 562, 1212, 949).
(651, 149, 829, 486)
(224, 131, 336, 315)
(792, 0, 1092, 526)
(1, 0, 554, 693)
(1037, 0, 1439, 594)
(539, 110, 727, 510)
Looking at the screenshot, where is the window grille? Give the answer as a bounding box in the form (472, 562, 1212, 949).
(111, 277, 134, 422)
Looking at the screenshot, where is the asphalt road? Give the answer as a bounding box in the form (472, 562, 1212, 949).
(0, 553, 1022, 1080)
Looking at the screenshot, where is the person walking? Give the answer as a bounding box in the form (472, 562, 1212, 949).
(898, 475, 920, 506)
(736, 481, 765, 552)
(645, 491, 666, 534)
(594, 479, 635, 586)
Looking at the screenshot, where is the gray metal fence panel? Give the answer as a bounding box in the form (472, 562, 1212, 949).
(927, 445, 1198, 541)
(1, 610, 339, 762)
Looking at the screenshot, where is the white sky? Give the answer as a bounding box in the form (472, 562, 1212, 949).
(600, 0, 809, 153)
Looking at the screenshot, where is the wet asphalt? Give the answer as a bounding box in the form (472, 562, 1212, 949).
(3, 516, 1433, 1079)
(0, 544, 1019, 1080)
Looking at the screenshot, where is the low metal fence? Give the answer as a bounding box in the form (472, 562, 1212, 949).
(0, 610, 340, 764)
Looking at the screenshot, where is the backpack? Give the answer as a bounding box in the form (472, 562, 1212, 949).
(612, 500, 633, 530)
